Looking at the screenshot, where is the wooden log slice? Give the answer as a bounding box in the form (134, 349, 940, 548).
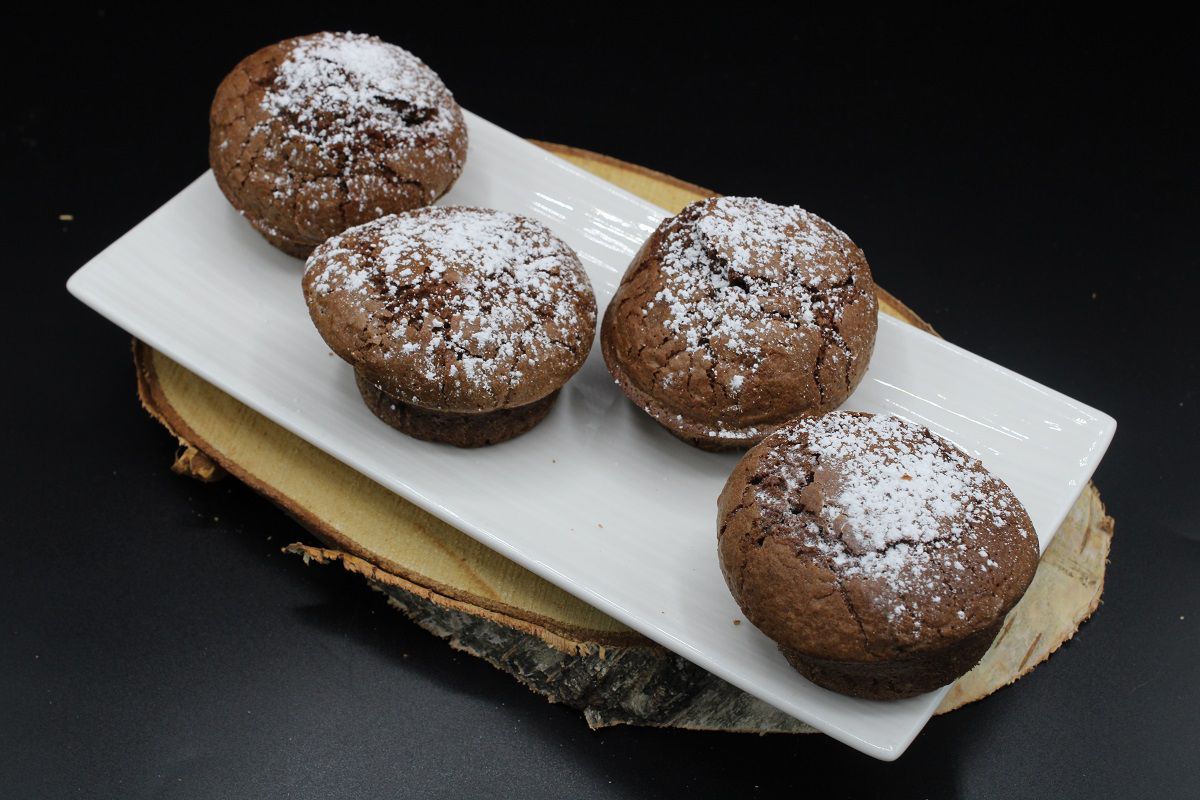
(133, 143, 1114, 733)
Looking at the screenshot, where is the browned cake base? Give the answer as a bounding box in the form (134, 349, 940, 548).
(248, 217, 313, 259)
(602, 350, 749, 452)
(354, 370, 559, 448)
(780, 619, 1006, 700)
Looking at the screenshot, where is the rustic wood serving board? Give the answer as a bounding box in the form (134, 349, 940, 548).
(134, 143, 1114, 733)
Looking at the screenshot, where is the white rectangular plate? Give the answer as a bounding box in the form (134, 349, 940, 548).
(68, 110, 1114, 759)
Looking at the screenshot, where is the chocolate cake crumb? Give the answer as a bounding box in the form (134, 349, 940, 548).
(601, 197, 878, 450)
(209, 32, 468, 257)
(717, 411, 1039, 699)
(303, 207, 596, 446)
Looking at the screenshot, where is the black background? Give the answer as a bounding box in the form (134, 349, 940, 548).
(5, 7, 1198, 798)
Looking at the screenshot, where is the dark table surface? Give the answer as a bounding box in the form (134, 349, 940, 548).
(6, 8, 1198, 798)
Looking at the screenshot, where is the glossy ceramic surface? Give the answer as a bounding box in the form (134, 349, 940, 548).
(67, 110, 1115, 759)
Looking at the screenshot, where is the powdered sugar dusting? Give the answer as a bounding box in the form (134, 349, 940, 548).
(258, 32, 463, 204)
(306, 208, 594, 404)
(756, 413, 1033, 631)
(649, 197, 864, 368)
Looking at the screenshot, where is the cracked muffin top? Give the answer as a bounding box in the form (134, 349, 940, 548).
(717, 412, 1039, 664)
(600, 196, 878, 450)
(302, 207, 596, 412)
(209, 32, 468, 257)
